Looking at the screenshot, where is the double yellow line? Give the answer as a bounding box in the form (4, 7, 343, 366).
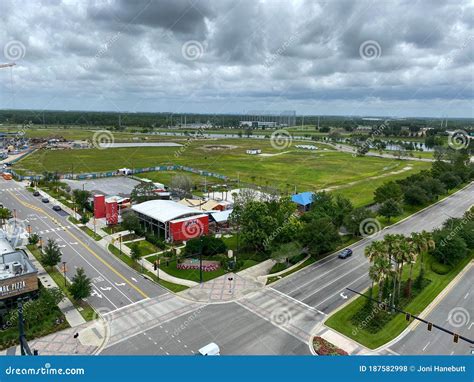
(9, 191, 149, 299)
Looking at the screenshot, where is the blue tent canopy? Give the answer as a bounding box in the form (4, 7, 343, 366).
(291, 192, 314, 206)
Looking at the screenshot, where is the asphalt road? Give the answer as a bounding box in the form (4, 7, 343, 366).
(389, 265, 473, 355)
(274, 182, 474, 313)
(0, 178, 167, 313)
(101, 302, 310, 355)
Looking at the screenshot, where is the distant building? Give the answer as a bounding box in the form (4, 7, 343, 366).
(0, 238, 38, 310)
(246, 149, 261, 155)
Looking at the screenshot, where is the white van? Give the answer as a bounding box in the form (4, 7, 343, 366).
(198, 342, 220, 356)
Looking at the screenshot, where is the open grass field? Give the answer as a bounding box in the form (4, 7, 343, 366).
(325, 252, 473, 349)
(15, 137, 431, 206)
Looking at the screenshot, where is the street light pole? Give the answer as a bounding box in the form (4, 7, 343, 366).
(199, 236, 203, 284)
(62, 261, 67, 286)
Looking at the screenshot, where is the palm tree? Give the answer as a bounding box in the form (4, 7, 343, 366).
(370, 256, 393, 303)
(395, 240, 415, 300)
(410, 231, 435, 274)
(364, 240, 386, 264)
(409, 231, 435, 294)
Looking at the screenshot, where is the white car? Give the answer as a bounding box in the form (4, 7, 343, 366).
(198, 343, 220, 356)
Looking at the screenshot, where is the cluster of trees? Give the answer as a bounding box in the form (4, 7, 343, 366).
(431, 208, 473, 267)
(230, 189, 378, 258)
(230, 192, 300, 253)
(365, 232, 435, 305)
(374, 155, 473, 217)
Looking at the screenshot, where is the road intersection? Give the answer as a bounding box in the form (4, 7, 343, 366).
(1, 178, 472, 355)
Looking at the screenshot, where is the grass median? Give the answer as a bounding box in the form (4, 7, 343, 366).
(325, 252, 473, 349)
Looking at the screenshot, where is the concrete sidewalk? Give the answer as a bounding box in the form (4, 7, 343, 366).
(1, 319, 107, 356)
(24, 247, 86, 328)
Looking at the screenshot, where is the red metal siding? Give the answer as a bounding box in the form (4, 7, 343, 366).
(105, 201, 118, 225)
(169, 215, 209, 242)
(94, 194, 106, 219)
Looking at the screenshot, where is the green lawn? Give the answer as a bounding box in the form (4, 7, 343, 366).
(15, 138, 431, 207)
(80, 226, 103, 241)
(125, 239, 160, 257)
(325, 252, 473, 349)
(267, 257, 316, 284)
(27, 245, 96, 322)
(107, 244, 187, 292)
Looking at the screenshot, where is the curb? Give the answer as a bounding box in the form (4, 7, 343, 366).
(375, 260, 473, 353)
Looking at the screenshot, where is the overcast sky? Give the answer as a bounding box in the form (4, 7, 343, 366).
(0, 0, 472, 118)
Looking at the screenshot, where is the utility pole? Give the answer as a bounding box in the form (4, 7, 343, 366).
(62, 261, 67, 286)
(199, 236, 203, 284)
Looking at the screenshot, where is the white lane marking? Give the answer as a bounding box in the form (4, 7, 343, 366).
(269, 287, 326, 316)
(115, 282, 126, 287)
(422, 341, 430, 351)
(298, 262, 368, 302)
(314, 273, 369, 309)
(340, 292, 348, 299)
(100, 287, 112, 291)
(131, 277, 138, 283)
(464, 292, 469, 299)
(90, 289, 103, 299)
(33, 213, 133, 306)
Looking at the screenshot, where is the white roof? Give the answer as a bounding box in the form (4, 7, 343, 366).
(132, 200, 203, 223)
(209, 210, 233, 223)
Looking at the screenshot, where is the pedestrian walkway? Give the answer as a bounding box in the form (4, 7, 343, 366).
(2, 320, 106, 356)
(25, 248, 86, 327)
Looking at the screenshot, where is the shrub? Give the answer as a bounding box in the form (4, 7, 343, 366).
(431, 260, 451, 275)
(312, 337, 348, 356)
(184, 236, 227, 257)
(269, 262, 288, 274)
(288, 252, 307, 265)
